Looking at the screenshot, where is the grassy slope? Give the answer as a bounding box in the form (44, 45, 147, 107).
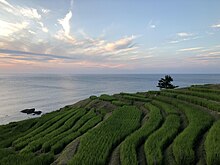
(0, 84, 220, 165)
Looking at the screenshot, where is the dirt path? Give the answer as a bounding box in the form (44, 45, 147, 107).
(52, 138, 80, 165)
(108, 145, 121, 165)
(137, 144, 146, 165)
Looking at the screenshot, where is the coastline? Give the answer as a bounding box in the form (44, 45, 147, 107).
(1, 74, 220, 125)
(0, 84, 220, 164)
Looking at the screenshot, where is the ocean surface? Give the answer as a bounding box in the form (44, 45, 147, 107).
(0, 74, 220, 125)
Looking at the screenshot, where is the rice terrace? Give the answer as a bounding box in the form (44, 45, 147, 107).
(0, 84, 219, 165)
(1, 0, 220, 164)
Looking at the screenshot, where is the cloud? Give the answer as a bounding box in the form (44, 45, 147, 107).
(149, 24, 156, 29)
(0, 49, 76, 62)
(0, 0, 41, 20)
(148, 20, 157, 29)
(192, 54, 220, 62)
(0, 32, 140, 65)
(19, 8, 41, 20)
(42, 27, 48, 33)
(177, 32, 193, 37)
(0, 0, 50, 38)
(178, 47, 204, 52)
(0, 0, 145, 69)
(58, 11, 72, 36)
(56, 11, 75, 43)
(168, 37, 200, 44)
(38, 22, 48, 33)
(28, 30, 36, 34)
(185, 45, 220, 65)
(71, 35, 139, 59)
(211, 24, 220, 29)
(168, 32, 200, 44)
(0, 20, 29, 37)
(105, 36, 136, 51)
(41, 8, 50, 14)
(168, 40, 180, 44)
(0, 0, 14, 10)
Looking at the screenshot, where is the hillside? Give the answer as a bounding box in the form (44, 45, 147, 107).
(0, 84, 220, 165)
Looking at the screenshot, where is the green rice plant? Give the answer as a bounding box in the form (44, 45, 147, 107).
(159, 92, 177, 98)
(205, 120, 220, 165)
(190, 87, 220, 95)
(0, 153, 53, 165)
(0, 119, 37, 148)
(151, 100, 179, 115)
(20, 108, 87, 154)
(153, 95, 214, 164)
(145, 114, 181, 165)
(120, 92, 147, 98)
(51, 132, 81, 154)
(13, 108, 76, 145)
(68, 106, 141, 165)
(51, 115, 103, 154)
(176, 94, 220, 112)
(14, 108, 79, 150)
(147, 91, 160, 95)
(1, 84, 219, 165)
(167, 103, 212, 164)
(122, 95, 151, 102)
(41, 109, 97, 152)
(0, 109, 65, 148)
(112, 100, 127, 106)
(164, 89, 220, 102)
(120, 103, 163, 165)
(99, 94, 116, 101)
(0, 148, 15, 161)
(160, 92, 220, 112)
(77, 115, 103, 133)
(89, 95, 97, 100)
(132, 93, 148, 98)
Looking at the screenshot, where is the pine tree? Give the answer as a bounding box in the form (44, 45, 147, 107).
(157, 75, 178, 89)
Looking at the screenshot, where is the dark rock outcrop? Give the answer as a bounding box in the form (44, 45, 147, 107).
(21, 108, 35, 114)
(20, 108, 42, 115)
(34, 111, 42, 115)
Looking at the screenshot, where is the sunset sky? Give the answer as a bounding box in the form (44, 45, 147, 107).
(0, 0, 220, 74)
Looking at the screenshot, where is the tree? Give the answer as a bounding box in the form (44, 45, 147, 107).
(157, 75, 178, 89)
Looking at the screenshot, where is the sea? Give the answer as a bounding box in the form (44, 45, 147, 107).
(0, 74, 220, 125)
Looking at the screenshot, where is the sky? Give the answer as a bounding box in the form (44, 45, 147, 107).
(0, 0, 220, 74)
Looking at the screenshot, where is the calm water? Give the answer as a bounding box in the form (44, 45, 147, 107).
(0, 74, 220, 125)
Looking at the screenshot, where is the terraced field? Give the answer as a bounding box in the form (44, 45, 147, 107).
(0, 84, 220, 165)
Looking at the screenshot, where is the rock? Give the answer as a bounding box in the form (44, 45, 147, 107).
(21, 108, 42, 115)
(21, 108, 35, 114)
(34, 111, 42, 115)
